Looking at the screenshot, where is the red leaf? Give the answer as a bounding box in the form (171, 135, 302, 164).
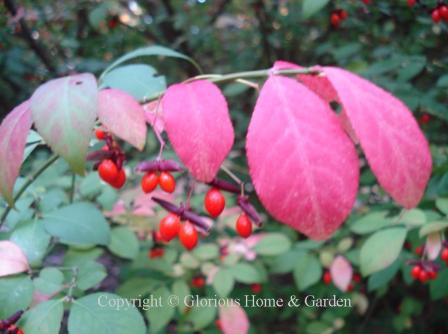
(0, 100, 32, 206)
(219, 304, 249, 334)
(246, 76, 359, 240)
(98, 89, 147, 150)
(0, 240, 30, 277)
(324, 67, 432, 208)
(162, 80, 234, 182)
(330, 255, 353, 292)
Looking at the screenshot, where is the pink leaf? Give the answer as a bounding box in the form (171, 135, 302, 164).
(219, 304, 249, 334)
(0, 240, 30, 277)
(0, 100, 32, 205)
(246, 76, 359, 240)
(98, 89, 147, 150)
(324, 67, 432, 208)
(330, 255, 353, 292)
(274, 60, 358, 143)
(31, 73, 97, 174)
(162, 80, 234, 182)
(425, 233, 442, 261)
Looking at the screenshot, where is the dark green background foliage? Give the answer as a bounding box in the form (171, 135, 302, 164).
(1, 0, 448, 333)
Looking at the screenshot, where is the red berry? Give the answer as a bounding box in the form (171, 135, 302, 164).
(419, 270, 429, 283)
(323, 271, 332, 284)
(154, 230, 163, 243)
(339, 10, 348, 20)
(362, 0, 371, 4)
(428, 270, 437, 280)
(109, 169, 126, 189)
(159, 172, 176, 193)
(353, 273, 362, 283)
(204, 188, 226, 218)
(347, 283, 354, 292)
(432, 9, 441, 23)
(95, 129, 107, 140)
(411, 265, 421, 280)
(236, 213, 252, 238)
(159, 213, 181, 242)
(331, 13, 340, 27)
(192, 276, 205, 288)
(441, 248, 448, 262)
(149, 247, 164, 258)
(407, 0, 416, 7)
(141, 172, 159, 193)
(250, 283, 262, 294)
(440, 6, 448, 21)
(419, 114, 431, 125)
(98, 159, 118, 183)
(415, 246, 423, 256)
(179, 221, 198, 250)
(17, 328, 24, 334)
(215, 319, 222, 330)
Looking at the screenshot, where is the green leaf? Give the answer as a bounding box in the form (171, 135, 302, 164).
(399, 209, 426, 227)
(10, 219, 51, 266)
(419, 221, 448, 237)
(108, 226, 139, 260)
(64, 247, 103, 266)
(146, 287, 175, 333)
(350, 211, 392, 234)
(77, 261, 107, 290)
(254, 233, 291, 256)
(42, 202, 110, 246)
(0, 275, 33, 318)
(192, 243, 220, 261)
(172, 279, 191, 312)
(293, 252, 322, 291)
(430, 269, 448, 300)
(101, 64, 166, 101)
(213, 268, 235, 297)
(229, 263, 262, 284)
(21, 299, 64, 334)
(100, 45, 202, 79)
(302, 0, 330, 19)
(186, 301, 217, 331)
(30, 73, 97, 174)
(436, 198, 448, 215)
(270, 249, 303, 274)
(360, 227, 407, 276)
(367, 258, 401, 291)
(34, 268, 64, 294)
(118, 277, 161, 299)
(69, 293, 146, 334)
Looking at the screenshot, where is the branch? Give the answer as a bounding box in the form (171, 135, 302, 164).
(0, 154, 59, 228)
(4, 0, 57, 74)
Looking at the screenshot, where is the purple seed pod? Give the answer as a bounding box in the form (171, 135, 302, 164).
(182, 210, 212, 234)
(421, 260, 441, 272)
(86, 150, 114, 161)
(208, 178, 240, 194)
(237, 195, 262, 227)
(443, 240, 448, 248)
(151, 197, 211, 233)
(136, 159, 183, 173)
(0, 310, 23, 330)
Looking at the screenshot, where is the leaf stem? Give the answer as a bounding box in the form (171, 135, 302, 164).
(141, 67, 317, 103)
(0, 154, 59, 228)
(69, 174, 76, 203)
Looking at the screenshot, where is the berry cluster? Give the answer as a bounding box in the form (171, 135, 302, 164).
(330, 9, 348, 28)
(410, 263, 438, 282)
(204, 184, 257, 238)
(88, 128, 127, 189)
(139, 159, 182, 194)
(431, 3, 448, 23)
